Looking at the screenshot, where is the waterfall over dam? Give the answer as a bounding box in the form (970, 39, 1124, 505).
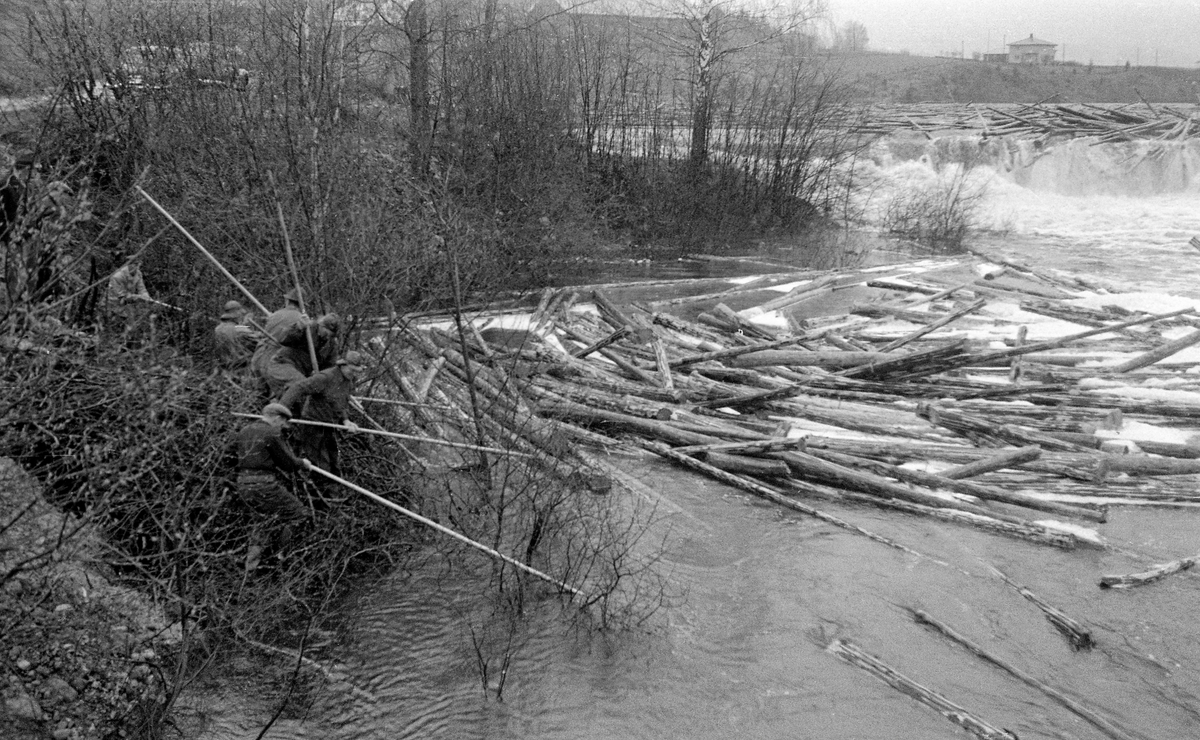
(870, 132, 1200, 196)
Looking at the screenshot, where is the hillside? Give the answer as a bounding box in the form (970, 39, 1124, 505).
(837, 51, 1200, 104)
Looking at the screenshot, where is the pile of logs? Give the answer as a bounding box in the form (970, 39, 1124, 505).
(359, 254, 1200, 740)
(856, 102, 1200, 142)
(370, 253, 1200, 563)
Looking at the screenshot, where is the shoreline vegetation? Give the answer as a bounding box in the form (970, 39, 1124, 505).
(3, 1, 1198, 737)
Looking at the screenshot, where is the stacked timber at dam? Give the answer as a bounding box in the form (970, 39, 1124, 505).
(373, 253, 1200, 560)
(856, 102, 1200, 141)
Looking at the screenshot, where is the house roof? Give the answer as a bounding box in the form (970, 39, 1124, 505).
(1008, 35, 1056, 48)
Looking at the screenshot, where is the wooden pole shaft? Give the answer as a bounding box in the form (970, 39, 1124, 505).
(269, 171, 320, 373)
(136, 187, 270, 316)
(307, 464, 584, 597)
(232, 413, 533, 457)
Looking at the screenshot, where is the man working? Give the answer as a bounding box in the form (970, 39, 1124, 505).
(106, 254, 156, 345)
(213, 300, 258, 370)
(263, 311, 341, 399)
(231, 402, 311, 573)
(279, 350, 364, 475)
(250, 286, 309, 398)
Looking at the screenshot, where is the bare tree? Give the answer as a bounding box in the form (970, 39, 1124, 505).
(633, 0, 827, 169)
(835, 19, 867, 53)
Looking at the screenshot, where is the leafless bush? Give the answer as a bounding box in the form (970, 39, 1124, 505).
(881, 166, 984, 253)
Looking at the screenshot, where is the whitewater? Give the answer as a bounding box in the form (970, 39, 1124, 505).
(863, 134, 1200, 298)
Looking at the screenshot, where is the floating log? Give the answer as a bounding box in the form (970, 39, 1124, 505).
(713, 303, 777, 340)
(770, 449, 1056, 526)
(640, 441, 928, 557)
(672, 437, 809, 455)
(910, 609, 1140, 740)
(701, 451, 791, 477)
(670, 334, 811, 369)
(1099, 554, 1199, 589)
(880, 298, 987, 353)
(571, 325, 630, 358)
(806, 448, 1105, 522)
(942, 446, 1043, 480)
(827, 639, 1018, 740)
(988, 566, 1095, 650)
(729, 350, 890, 369)
(1109, 328, 1200, 373)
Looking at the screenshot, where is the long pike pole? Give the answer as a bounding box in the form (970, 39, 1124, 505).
(231, 413, 534, 457)
(306, 463, 584, 598)
(267, 171, 320, 372)
(136, 187, 270, 316)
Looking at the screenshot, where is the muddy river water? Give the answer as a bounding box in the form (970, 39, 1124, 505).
(193, 136, 1200, 740)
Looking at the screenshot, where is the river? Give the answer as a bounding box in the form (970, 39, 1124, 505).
(189, 135, 1200, 740)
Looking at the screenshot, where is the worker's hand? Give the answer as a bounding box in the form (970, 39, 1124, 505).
(301, 457, 313, 470)
(343, 420, 359, 433)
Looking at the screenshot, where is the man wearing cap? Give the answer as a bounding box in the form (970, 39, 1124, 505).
(213, 299, 258, 370)
(250, 287, 309, 396)
(279, 350, 365, 475)
(230, 402, 312, 573)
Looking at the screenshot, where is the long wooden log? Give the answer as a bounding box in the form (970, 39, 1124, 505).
(709, 303, 774, 340)
(827, 639, 1018, 740)
(592, 289, 635, 329)
(910, 609, 1140, 740)
(1110, 328, 1200, 372)
(570, 325, 630, 358)
(670, 335, 811, 369)
(840, 339, 971, 380)
(770, 449, 1044, 524)
(881, 298, 988, 353)
(806, 448, 1106, 522)
(754, 275, 839, 313)
(899, 306, 1196, 380)
(729, 350, 890, 369)
(941, 446, 1043, 479)
(672, 437, 809, 455)
(648, 272, 814, 308)
(988, 566, 1094, 650)
(701, 451, 791, 477)
(640, 442, 928, 556)
(920, 404, 1094, 453)
(1099, 554, 1199, 589)
(538, 400, 722, 447)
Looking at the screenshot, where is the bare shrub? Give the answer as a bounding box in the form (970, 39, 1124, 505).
(881, 166, 984, 253)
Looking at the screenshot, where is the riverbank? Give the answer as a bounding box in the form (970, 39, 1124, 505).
(1, 458, 176, 739)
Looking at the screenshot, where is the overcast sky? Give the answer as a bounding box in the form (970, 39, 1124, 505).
(826, 0, 1200, 68)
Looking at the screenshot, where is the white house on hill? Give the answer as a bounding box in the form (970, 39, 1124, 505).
(1008, 35, 1057, 64)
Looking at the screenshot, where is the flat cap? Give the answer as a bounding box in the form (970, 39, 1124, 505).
(262, 402, 292, 419)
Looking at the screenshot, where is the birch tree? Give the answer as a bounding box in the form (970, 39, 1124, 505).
(636, 0, 826, 169)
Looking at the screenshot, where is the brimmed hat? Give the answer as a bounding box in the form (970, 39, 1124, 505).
(337, 350, 364, 369)
(262, 402, 292, 419)
(284, 286, 305, 304)
(220, 300, 245, 320)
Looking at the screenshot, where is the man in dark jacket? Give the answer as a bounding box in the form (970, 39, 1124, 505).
(263, 311, 341, 399)
(279, 350, 364, 475)
(231, 402, 311, 572)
